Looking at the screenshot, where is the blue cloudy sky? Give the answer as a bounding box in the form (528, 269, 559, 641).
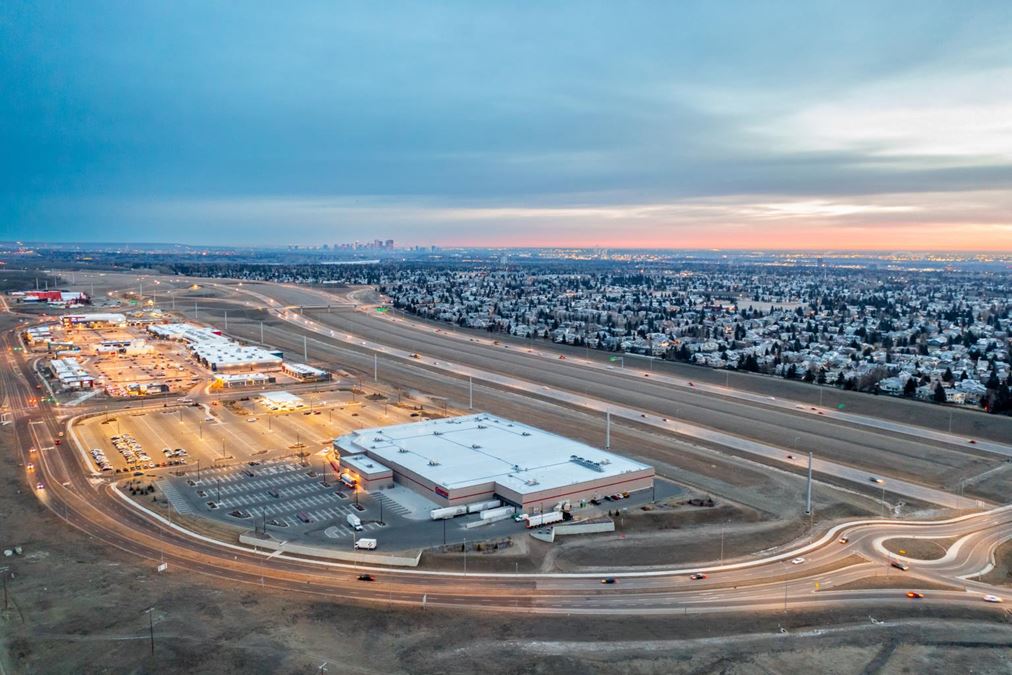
(2, 1, 1011, 249)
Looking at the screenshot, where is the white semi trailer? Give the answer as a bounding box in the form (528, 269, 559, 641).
(479, 505, 515, 520)
(525, 511, 564, 529)
(467, 499, 501, 514)
(430, 505, 468, 520)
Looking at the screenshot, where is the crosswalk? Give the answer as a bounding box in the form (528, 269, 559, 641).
(159, 479, 196, 516)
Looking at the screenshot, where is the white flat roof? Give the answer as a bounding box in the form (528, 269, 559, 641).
(258, 391, 303, 405)
(341, 453, 392, 478)
(283, 362, 328, 376)
(148, 323, 282, 368)
(64, 313, 125, 323)
(336, 413, 652, 496)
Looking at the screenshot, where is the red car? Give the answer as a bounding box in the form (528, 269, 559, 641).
(906, 591, 924, 599)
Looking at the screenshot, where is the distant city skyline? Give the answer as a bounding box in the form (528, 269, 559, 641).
(3, 2, 1011, 251)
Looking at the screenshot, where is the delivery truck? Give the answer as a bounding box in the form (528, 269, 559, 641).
(354, 538, 377, 550)
(346, 513, 363, 531)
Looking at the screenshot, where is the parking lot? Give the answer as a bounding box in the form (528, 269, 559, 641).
(74, 389, 428, 474)
(61, 319, 207, 397)
(161, 459, 406, 540)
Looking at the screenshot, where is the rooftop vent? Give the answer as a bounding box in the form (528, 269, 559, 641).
(570, 455, 605, 472)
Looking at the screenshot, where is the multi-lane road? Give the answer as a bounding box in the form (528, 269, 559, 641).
(4, 271, 1011, 615)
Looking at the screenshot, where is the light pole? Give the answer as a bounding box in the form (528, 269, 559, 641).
(145, 607, 155, 656)
(605, 411, 611, 449)
(720, 521, 725, 563)
(804, 452, 813, 516)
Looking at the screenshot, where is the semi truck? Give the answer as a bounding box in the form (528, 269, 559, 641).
(354, 538, 377, 550)
(524, 511, 564, 528)
(346, 513, 363, 531)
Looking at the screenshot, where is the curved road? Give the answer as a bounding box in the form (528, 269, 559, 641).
(4, 274, 1010, 615)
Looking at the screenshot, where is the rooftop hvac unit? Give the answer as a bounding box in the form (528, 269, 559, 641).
(398, 448, 409, 453)
(471, 444, 481, 449)
(433, 431, 442, 436)
(477, 424, 487, 429)
(570, 454, 605, 472)
(428, 459, 440, 466)
(521, 432, 531, 437)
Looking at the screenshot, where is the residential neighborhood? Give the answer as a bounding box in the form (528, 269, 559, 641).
(379, 265, 1012, 415)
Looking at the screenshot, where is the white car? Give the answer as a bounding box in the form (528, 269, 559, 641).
(983, 594, 1003, 603)
(790, 557, 806, 565)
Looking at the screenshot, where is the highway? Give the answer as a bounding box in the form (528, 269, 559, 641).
(185, 278, 1000, 509)
(5, 272, 1011, 616)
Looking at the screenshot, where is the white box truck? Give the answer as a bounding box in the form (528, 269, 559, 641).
(346, 513, 363, 531)
(354, 538, 377, 550)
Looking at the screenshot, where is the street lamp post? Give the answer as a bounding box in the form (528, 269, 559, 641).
(145, 607, 155, 656)
(720, 522, 725, 563)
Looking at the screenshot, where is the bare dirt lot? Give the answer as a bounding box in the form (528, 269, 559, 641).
(981, 540, 1012, 588)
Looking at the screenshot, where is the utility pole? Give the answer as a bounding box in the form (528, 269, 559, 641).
(260, 321, 264, 345)
(194, 302, 198, 320)
(373, 354, 378, 383)
(303, 335, 308, 361)
(224, 309, 228, 331)
(468, 376, 473, 410)
(605, 411, 611, 449)
(805, 451, 813, 516)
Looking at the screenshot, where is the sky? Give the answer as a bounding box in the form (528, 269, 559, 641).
(2, 1, 1012, 251)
